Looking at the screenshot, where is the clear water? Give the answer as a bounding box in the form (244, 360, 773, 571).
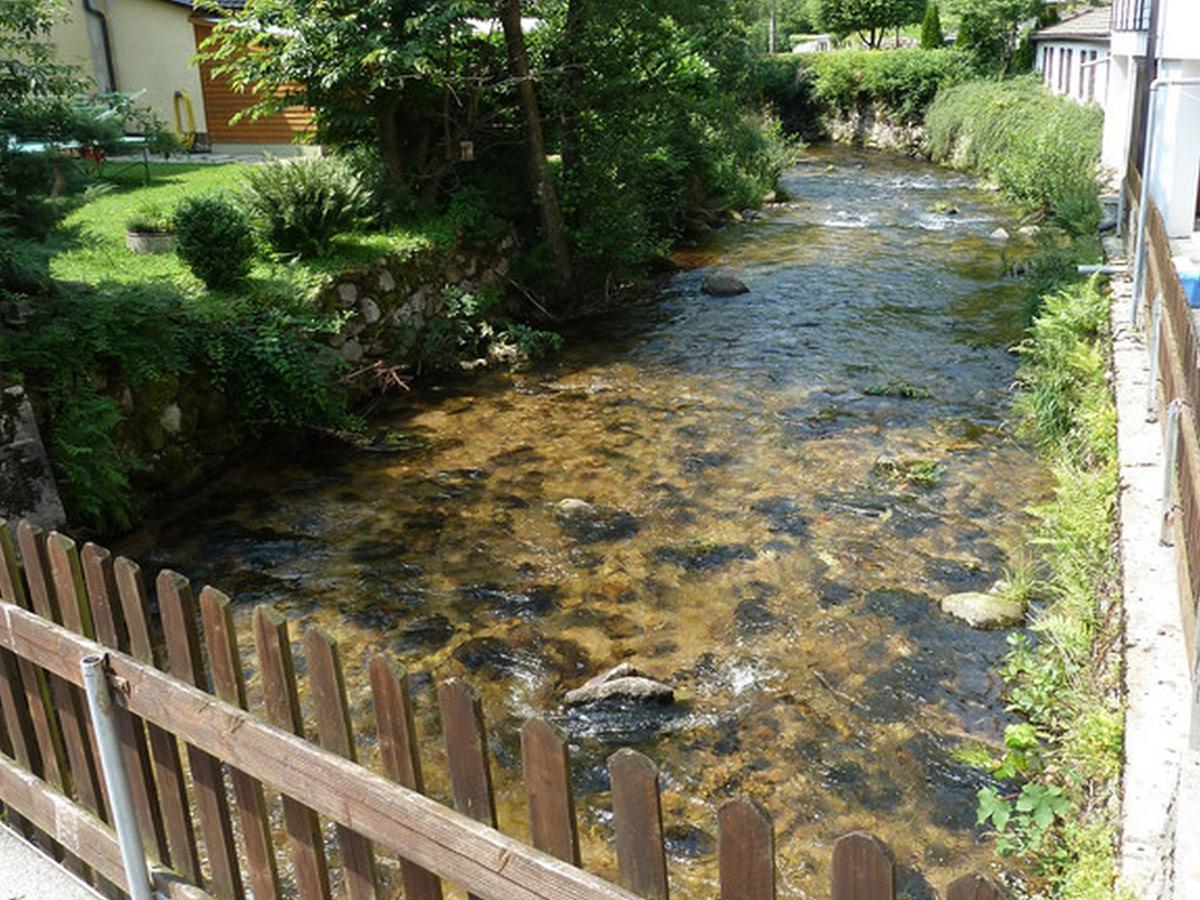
(120, 145, 1048, 897)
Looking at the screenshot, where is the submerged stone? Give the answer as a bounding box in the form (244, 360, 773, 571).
(393, 614, 455, 651)
(556, 498, 640, 544)
(751, 496, 810, 536)
(734, 597, 782, 636)
(653, 542, 755, 571)
(702, 273, 749, 296)
(939, 591, 1024, 629)
(455, 584, 560, 620)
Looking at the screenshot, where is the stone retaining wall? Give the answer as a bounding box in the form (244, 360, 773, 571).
(826, 104, 925, 156)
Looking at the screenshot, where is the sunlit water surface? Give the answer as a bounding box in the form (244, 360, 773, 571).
(121, 146, 1049, 897)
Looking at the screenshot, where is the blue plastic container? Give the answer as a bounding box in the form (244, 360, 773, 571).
(1180, 271, 1200, 308)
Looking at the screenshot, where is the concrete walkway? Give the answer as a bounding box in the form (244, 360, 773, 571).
(1107, 237, 1200, 900)
(0, 824, 99, 899)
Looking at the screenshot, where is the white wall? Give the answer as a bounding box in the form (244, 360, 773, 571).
(1159, 0, 1200, 63)
(1102, 52, 1134, 178)
(1147, 58, 1200, 237)
(1035, 40, 1109, 105)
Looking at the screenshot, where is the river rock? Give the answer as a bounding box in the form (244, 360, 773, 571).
(989, 227, 1011, 241)
(940, 591, 1024, 629)
(702, 274, 749, 297)
(1017, 225, 1041, 237)
(564, 663, 674, 707)
(556, 498, 639, 543)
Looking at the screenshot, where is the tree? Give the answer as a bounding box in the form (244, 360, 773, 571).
(949, 0, 1041, 72)
(498, 0, 572, 287)
(920, 1, 944, 48)
(813, 0, 927, 49)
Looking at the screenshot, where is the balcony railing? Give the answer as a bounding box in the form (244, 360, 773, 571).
(1112, 0, 1151, 31)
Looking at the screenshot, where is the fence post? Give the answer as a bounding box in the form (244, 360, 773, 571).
(718, 797, 774, 900)
(438, 678, 496, 900)
(609, 748, 669, 900)
(946, 872, 1008, 899)
(1161, 399, 1182, 545)
(831, 832, 894, 900)
(520, 717, 581, 866)
(80, 654, 153, 900)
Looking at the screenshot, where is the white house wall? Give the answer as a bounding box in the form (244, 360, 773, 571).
(1159, 0, 1200, 62)
(1035, 40, 1109, 105)
(1147, 57, 1200, 237)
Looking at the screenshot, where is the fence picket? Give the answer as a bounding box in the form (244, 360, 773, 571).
(114, 556, 201, 883)
(832, 831, 894, 900)
(199, 587, 281, 900)
(439, 677, 497, 900)
(253, 605, 332, 900)
(718, 797, 774, 900)
(946, 872, 1008, 900)
(304, 628, 378, 900)
(368, 656, 443, 900)
(520, 717, 581, 866)
(19, 523, 104, 886)
(609, 748, 669, 900)
(157, 571, 244, 900)
(81, 543, 170, 865)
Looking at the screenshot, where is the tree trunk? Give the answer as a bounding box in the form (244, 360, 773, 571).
(561, 0, 584, 198)
(768, 0, 777, 53)
(500, 0, 573, 289)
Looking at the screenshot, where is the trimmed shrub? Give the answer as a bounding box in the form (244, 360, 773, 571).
(173, 193, 255, 290)
(925, 77, 1103, 232)
(921, 2, 945, 49)
(242, 157, 370, 259)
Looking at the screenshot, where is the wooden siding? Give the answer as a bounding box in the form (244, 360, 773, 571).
(192, 21, 312, 145)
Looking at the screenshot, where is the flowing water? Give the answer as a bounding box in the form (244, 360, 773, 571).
(120, 146, 1050, 897)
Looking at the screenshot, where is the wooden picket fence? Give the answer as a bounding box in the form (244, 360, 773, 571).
(0, 516, 1010, 899)
(1125, 167, 1200, 694)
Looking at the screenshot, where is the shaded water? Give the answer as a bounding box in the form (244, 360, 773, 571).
(120, 146, 1049, 897)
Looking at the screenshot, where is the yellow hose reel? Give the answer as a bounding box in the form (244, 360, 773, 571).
(173, 90, 197, 150)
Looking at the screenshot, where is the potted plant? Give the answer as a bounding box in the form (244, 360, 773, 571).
(125, 202, 175, 254)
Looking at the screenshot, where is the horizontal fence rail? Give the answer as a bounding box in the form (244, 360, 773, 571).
(0, 517, 1011, 898)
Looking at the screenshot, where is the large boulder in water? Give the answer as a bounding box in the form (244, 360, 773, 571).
(564, 663, 674, 707)
(940, 591, 1024, 629)
(702, 274, 749, 297)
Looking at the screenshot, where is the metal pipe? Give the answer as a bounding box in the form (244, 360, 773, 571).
(1130, 75, 1200, 326)
(81, 0, 117, 94)
(1077, 264, 1127, 275)
(1160, 398, 1182, 546)
(1147, 292, 1162, 418)
(81, 654, 152, 900)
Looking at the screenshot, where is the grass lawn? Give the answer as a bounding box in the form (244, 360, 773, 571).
(51, 161, 449, 301)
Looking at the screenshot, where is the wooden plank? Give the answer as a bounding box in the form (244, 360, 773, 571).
(199, 588, 281, 900)
(608, 748, 669, 900)
(81, 544, 170, 864)
(0, 600, 639, 900)
(946, 872, 1007, 900)
(304, 628, 378, 900)
(718, 797, 774, 900)
(253, 605, 332, 900)
(438, 678, 496, 900)
(0, 750, 215, 900)
(22, 524, 108, 878)
(0, 520, 67, 822)
(368, 656, 443, 900)
(520, 717, 580, 866)
(832, 831, 894, 900)
(46, 533, 112, 832)
(114, 556, 202, 883)
(157, 571, 244, 900)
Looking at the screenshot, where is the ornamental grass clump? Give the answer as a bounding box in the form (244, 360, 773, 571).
(242, 156, 371, 260)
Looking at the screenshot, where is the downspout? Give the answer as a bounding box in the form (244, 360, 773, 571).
(82, 0, 117, 93)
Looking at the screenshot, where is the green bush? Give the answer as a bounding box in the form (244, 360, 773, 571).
(242, 156, 371, 259)
(758, 49, 973, 128)
(921, 2, 945, 49)
(124, 201, 172, 233)
(925, 76, 1103, 231)
(173, 193, 254, 289)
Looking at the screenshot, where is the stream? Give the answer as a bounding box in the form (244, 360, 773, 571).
(120, 145, 1049, 897)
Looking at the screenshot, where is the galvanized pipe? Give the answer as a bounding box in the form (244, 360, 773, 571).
(80, 654, 153, 900)
(1147, 293, 1163, 419)
(1160, 398, 1182, 546)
